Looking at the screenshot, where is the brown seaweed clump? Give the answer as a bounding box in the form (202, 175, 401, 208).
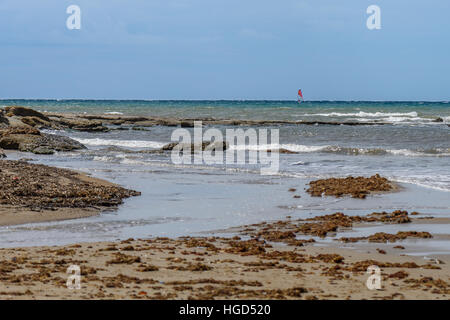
(339, 231, 432, 243)
(306, 174, 393, 199)
(0, 160, 140, 209)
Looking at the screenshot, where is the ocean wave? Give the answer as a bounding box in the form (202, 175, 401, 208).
(322, 146, 449, 157)
(386, 148, 450, 157)
(306, 111, 419, 118)
(229, 144, 328, 153)
(219, 143, 450, 157)
(104, 112, 124, 115)
(391, 178, 450, 192)
(73, 138, 166, 149)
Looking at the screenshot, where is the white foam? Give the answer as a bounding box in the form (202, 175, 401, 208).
(74, 138, 166, 149)
(104, 112, 124, 115)
(307, 111, 419, 118)
(229, 144, 328, 153)
(392, 178, 450, 192)
(93, 156, 114, 162)
(387, 149, 450, 157)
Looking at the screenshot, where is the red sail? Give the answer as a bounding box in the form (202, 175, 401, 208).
(298, 89, 303, 98)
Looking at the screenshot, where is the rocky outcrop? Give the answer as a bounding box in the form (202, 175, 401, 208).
(0, 160, 140, 209)
(0, 148, 6, 158)
(0, 126, 86, 155)
(20, 116, 52, 129)
(41, 111, 397, 128)
(52, 117, 109, 132)
(1, 106, 109, 132)
(4, 107, 448, 131)
(4, 106, 50, 122)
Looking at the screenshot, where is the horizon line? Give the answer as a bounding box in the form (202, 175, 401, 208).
(1, 99, 449, 103)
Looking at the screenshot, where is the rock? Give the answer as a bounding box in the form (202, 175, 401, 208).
(267, 148, 298, 154)
(0, 148, 6, 159)
(157, 119, 179, 127)
(131, 127, 150, 131)
(55, 118, 109, 132)
(0, 129, 86, 154)
(4, 106, 50, 122)
(72, 125, 110, 132)
(161, 142, 179, 151)
(20, 116, 52, 128)
(32, 146, 54, 155)
(432, 117, 444, 123)
(34, 133, 87, 152)
(1, 126, 41, 136)
(180, 121, 194, 128)
(162, 141, 229, 152)
(0, 111, 9, 128)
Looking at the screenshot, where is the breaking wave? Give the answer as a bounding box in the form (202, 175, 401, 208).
(306, 111, 419, 118)
(73, 138, 166, 149)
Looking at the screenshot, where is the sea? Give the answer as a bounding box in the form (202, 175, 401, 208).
(1, 100, 449, 255)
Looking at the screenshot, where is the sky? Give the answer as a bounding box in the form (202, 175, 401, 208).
(0, 0, 449, 100)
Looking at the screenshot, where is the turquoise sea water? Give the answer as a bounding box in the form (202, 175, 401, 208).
(1, 100, 449, 122)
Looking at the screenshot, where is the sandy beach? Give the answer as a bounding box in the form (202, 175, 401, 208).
(0, 232, 448, 300)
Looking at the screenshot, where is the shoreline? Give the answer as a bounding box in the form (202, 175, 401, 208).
(0, 232, 448, 300)
(0, 106, 448, 300)
(0, 199, 448, 299)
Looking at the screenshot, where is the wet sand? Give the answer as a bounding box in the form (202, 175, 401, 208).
(0, 236, 448, 300)
(0, 208, 448, 300)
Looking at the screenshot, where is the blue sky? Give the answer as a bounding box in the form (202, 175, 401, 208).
(0, 0, 449, 100)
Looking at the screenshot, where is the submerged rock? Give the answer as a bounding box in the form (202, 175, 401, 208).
(161, 141, 229, 152)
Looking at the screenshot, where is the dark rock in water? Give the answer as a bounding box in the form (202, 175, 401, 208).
(432, 117, 444, 123)
(267, 148, 298, 154)
(180, 121, 194, 128)
(34, 133, 87, 152)
(158, 119, 179, 127)
(131, 127, 150, 131)
(161, 142, 179, 151)
(162, 141, 229, 152)
(0, 148, 6, 159)
(55, 117, 109, 132)
(4, 106, 50, 122)
(31, 146, 55, 155)
(0, 128, 86, 154)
